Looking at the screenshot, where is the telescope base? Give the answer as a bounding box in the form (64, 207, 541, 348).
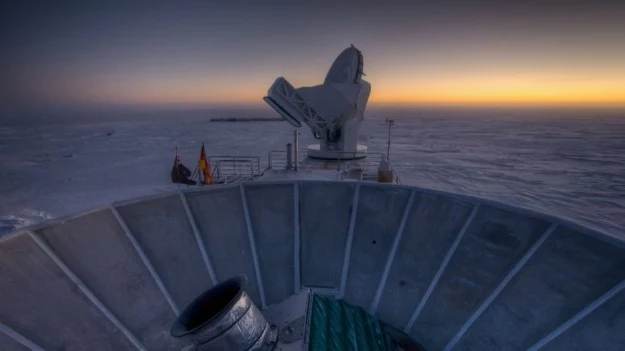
(307, 144, 368, 160)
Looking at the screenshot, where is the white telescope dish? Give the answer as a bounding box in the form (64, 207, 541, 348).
(264, 45, 371, 159)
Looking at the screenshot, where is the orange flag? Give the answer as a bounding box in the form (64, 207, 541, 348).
(198, 143, 213, 185)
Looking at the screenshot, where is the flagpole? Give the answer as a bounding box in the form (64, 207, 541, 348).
(188, 165, 199, 188)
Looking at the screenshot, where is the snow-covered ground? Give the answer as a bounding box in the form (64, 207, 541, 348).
(1, 107, 624, 238)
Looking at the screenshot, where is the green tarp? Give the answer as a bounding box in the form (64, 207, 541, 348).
(309, 294, 399, 351)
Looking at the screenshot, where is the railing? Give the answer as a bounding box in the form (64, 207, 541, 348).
(341, 153, 402, 184)
(200, 152, 402, 184)
(267, 150, 402, 184)
(207, 156, 265, 184)
(268, 150, 308, 170)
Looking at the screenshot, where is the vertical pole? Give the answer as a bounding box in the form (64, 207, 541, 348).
(386, 118, 395, 162)
(294, 130, 299, 171)
(286, 143, 293, 170)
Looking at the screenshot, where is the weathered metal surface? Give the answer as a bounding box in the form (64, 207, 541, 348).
(410, 204, 551, 350)
(280, 316, 307, 343)
(454, 226, 625, 350)
(343, 185, 412, 309)
(299, 182, 354, 288)
(171, 276, 274, 350)
(0, 234, 137, 350)
(243, 183, 295, 306)
(1, 180, 624, 350)
(116, 194, 214, 309)
(263, 289, 312, 351)
(0, 325, 33, 351)
(184, 186, 262, 306)
(375, 193, 473, 328)
(35, 209, 181, 350)
(540, 281, 625, 351)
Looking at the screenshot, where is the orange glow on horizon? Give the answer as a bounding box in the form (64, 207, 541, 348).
(368, 74, 625, 107)
(31, 71, 625, 108)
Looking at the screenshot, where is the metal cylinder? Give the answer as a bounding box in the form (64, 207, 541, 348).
(171, 276, 275, 350)
(286, 143, 293, 170)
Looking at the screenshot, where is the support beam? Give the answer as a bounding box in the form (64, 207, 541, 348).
(240, 184, 267, 309)
(404, 204, 480, 332)
(339, 184, 361, 298)
(110, 206, 180, 316)
(27, 231, 147, 351)
(179, 191, 217, 285)
(293, 183, 301, 293)
(370, 190, 416, 314)
(443, 224, 557, 351)
(0, 322, 45, 351)
(528, 278, 625, 351)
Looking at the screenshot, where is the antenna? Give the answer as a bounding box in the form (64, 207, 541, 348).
(263, 46, 371, 160)
(385, 118, 395, 162)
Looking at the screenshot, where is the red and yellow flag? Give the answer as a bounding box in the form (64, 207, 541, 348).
(198, 143, 213, 185)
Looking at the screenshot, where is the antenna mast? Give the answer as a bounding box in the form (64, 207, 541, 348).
(385, 118, 395, 161)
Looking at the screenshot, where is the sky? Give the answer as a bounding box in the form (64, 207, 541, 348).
(2, 0, 625, 109)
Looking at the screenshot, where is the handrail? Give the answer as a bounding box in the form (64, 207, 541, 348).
(269, 150, 307, 169)
(201, 151, 401, 184)
(208, 155, 262, 176)
(267, 149, 402, 184)
(204, 155, 265, 184)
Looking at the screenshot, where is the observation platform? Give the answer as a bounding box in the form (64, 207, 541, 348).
(204, 149, 401, 185)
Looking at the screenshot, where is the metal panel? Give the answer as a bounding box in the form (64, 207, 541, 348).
(244, 183, 295, 307)
(240, 184, 267, 308)
(112, 206, 179, 316)
(35, 210, 181, 350)
(446, 224, 556, 350)
(410, 204, 550, 350)
(0, 234, 136, 350)
(376, 193, 473, 329)
(184, 186, 262, 305)
(339, 183, 360, 298)
(294, 183, 301, 292)
(343, 185, 412, 309)
(0, 323, 39, 351)
(299, 182, 354, 289)
(370, 190, 416, 314)
(180, 191, 217, 284)
(455, 226, 625, 350)
(540, 281, 625, 351)
(115, 194, 213, 310)
(2, 181, 624, 351)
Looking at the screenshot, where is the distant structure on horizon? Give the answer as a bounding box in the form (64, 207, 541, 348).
(208, 117, 283, 122)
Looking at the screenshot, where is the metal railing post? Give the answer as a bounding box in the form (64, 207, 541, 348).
(286, 143, 293, 170)
(294, 131, 299, 171)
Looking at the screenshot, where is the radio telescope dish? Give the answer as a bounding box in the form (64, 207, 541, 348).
(324, 45, 364, 85)
(263, 45, 371, 159)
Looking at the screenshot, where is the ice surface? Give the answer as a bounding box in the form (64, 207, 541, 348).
(1, 107, 624, 238)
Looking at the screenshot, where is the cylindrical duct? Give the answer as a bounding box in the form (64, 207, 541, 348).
(171, 276, 275, 350)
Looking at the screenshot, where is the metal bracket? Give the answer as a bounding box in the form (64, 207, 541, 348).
(279, 316, 306, 344)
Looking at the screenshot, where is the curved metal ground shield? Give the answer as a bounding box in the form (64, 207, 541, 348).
(1, 181, 624, 350)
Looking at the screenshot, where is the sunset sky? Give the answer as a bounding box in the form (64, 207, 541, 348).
(2, 1, 625, 108)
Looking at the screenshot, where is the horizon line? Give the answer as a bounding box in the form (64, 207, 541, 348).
(6, 100, 625, 111)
